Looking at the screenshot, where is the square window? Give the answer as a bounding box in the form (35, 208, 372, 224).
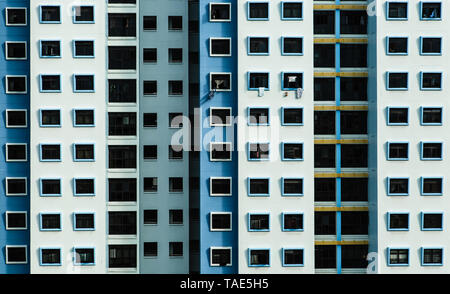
(282, 72, 303, 90)
(143, 145, 157, 160)
(143, 80, 157, 95)
(168, 48, 183, 63)
(387, 142, 408, 160)
(143, 48, 157, 63)
(169, 112, 183, 128)
(108, 145, 137, 169)
(6, 177, 27, 196)
(40, 144, 61, 161)
(6, 246, 27, 264)
(168, 16, 182, 30)
(282, 37, 303, 55)
(74, 213, 95, 230)
(388, 248, 409, 266)
(144, 177, 158, 193)
(387, 37, 408, 55)
(74, 75, 95, 92)
(422, 213, 443, 231)
(248, 249, 270, 267)
(74, 248, 95, 265)
(74, 40, 95, 58)
(282, 2, 303, 20)
(421, 142, 443, 160)
(421, 37, 442, 55)
(210, 38, 231, 57)
(40, 213, 61, 231)
(40, 40, 61, 58)
(40, 109, 60, 127)
(282, 178, 303, 196)
(420, 2, 441, 20)
(248, 143, 270, 160)
(6, 8, 27, 26)
(387, 178, 409, 196)
(248, 213, 270, 231)
(169, 145, 183, 160)
(40, 248, 61, 266)
(210, 3, 231, 22)
(40, 6, 61, 23)
(40, 75, 61, 92)
(283, 249, 304, 267)
(248, 178, 270, 196)
(169, 210, 183, 225)
(248, 107, 269, 125)
(421, 177, 443, 196)
(386, 2, 408, 20)
(422, 248, 443, 266)
(74, 178, 95, 196)
(169, 242, 183, 257)
(144, 242, 158, 257)
(143, 16, 157, 30)
(210, 142, 232, 161)
(387, 213, 409, 231)
(210, 177, 232, 196)
(74, 109, 95, 127)
(386, 72, 408, 90)
(248, 37, 269, 55)
(387, 107, 408, 125)
(315, 178, 336, 202)
(143, 113, 157, 127)
(40, 179, 61, 196)
(282, 213, 303, 231)
(169, 81, 183, 95)
(248, 72, 269, 90)
(6, 143, 27, 162)
(421, 72, 442, 90)
(6, 110, 27, 128)
(169, 177, 183, 193)
(74, 144, 95, 161)
(282, 143, 303, 160)
(210, 108, 232, 126)
(210, 247, 232, 267)
(5, 42, 27, 60)
(73, 6, 94, 23)
(6, 211, 27, 230)
(421, 107, 442, 125)
(144, 210, 158, 224)
(6, 75, 27, 94)
(247, 2, 269, 20)
(282, 107, 303, 125)
(210, 73, 231, 91)
(210, 212, 232, 231)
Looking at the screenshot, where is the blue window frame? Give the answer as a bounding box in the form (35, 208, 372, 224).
(73, 178, 96, 196)
(73, 74, 95, 93)
(73, 247, 96, 266)
(73, 212, 96, 231)
(248, 72, 270, 90)
(247, 2, 270, 21)
(386, 37, 408, 55)
(386, 72, 408, 90)
(421, 177, 443, 196)
(386, 107, 409, 126)
(420, 72, 442, 91)
(387, 177, 409, 196)
(387, 247, 409, 266)
(39, 5, 61, 24)
(248, 142, 270, 161)
(386, 2, 408, 20)
(247, 36, 270, 55)
(247, 177, 270, 196)
(248, 213, 270, 231)
(421, 247, 444, 266)
(39, 143, 62, 162)
(39, 40, 61, 58)
(281, 2, 303, 20)
(420, 106, 443, 126)
(386, 141, 409, 161)
(421, 212, 444, 231)
(73, 109, 95, 127)
(40, 247, 62, 266)
(282, 72, 303, 90)
(420, 141, 443, 160)
(387, 212, 409, 231)
(281, 177, 304, 196)
(282, 212, 304, 231)
(40, 74, 62, 93)
(420, 2, 442, 21)
(39, 178, 62, 197)
(39, 213, 62, 231)
(281, 107, 303, 126)
(248, 248, 271, 267)
(281, 142, 303, 161)
(282, 248, 304, 267)
(73, 40, 95, 58)
(39, 109, 61, 127)
(281, 37, 303, 56)
(73, 143, 95, 162)
(420, 37, 442, 56)
(73, 5, 95, 24)
(248, 107, 270, 126)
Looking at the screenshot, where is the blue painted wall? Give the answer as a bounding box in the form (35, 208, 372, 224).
(198, 0, 237, 273)
(0, 0, 30, 274)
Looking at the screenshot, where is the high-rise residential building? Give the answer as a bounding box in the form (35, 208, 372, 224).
(0, 0, 449, 274)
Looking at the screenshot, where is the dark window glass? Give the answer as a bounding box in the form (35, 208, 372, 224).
(248, 3, 269, 19)
(108, 178, 137, 202)
(389, 213, 409, 230)
(388, 37, 408, 54)
(314, 111, 335, 135)
(315, 245, 336, 269)
(388, 108, 408, 124)
(314, 145, 335, 168)
(108, 245, 137, 268)
(108, 145, 137, 168)
(109, 79, 136, 103)
(341, 178, 368, 201)
(314, 178, 335, 202)
(315, 212, 336, 235)
(314, 11, 335, 34)
(108, 13, 136, 37)
(388, 143, 408, 159)
(314, 78, 335, 101)
(109, 112, 137, 136)
(143, 16, 156, 30)
(109, 211, 136, 235)
(341, 111, 367, 134)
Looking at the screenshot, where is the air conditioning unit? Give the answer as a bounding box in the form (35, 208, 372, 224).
(258, 87, 265, 97)
(296, 88, 304, 99)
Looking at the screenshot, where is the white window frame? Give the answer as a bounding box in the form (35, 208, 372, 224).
(5, 41, 27, 60)
(210, 212, 232, 231)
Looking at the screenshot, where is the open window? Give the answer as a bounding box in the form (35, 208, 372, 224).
(74, 6, 94, 23)
(248, 72, 269, 90)
(144, 178, 158, 193)
(248, 107, 269, 125)
(421, 2, 441, 20)
(210, 73, 231, 91)
(210, 142, 232, 161)
(210, 247, 232, 267)
(248, 143, 269, 160)
(210, 107, 232, 126)
(282, 72, 303, 90)
(249, 249, 270, 267)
